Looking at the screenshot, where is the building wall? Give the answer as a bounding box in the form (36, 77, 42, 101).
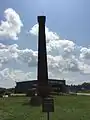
(15, 79, 66, 93)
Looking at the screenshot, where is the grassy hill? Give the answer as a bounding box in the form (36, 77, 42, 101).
(0, 95, 90, 120)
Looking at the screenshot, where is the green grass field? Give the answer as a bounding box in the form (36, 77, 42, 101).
(1, 95, 90, 120)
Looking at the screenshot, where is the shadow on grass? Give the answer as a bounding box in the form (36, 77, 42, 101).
(22, 96, 42, 107)
(22, 102, 42, 107)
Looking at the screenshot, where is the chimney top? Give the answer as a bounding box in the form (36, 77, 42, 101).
(37, 16, 46, 24)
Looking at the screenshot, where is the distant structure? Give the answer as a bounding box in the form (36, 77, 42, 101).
(15, 79, 66, 94)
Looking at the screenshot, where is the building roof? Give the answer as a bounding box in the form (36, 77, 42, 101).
(16, 79, 65, 84)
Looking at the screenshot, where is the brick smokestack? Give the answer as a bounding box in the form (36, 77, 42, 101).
(37, 16, 50, 97)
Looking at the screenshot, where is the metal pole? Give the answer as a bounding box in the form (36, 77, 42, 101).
(47, 112, 49, 120)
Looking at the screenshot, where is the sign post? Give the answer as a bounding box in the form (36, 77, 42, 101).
(47, 112, 49, 120)
(42, 97, 54, 120)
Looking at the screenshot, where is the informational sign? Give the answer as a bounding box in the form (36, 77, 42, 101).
(42, 97, 54, 112)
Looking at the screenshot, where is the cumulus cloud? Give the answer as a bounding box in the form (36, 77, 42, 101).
(30, 24, 59, 42)
(0, 43, 84, 74)
(0, 43, 37, 69)
(29, 24, 90, 76)
(1, 43, 88, 75)
(47, 39, 76, 57)
(29, 24, 76, 56)
(47, 55, 90, 74)
(80, 47, 90, 60)
(0, 8, 23, 40)
(1, 21, 90, 87)
(0, 44, 18, 69)
(0, 24, 90, 77)
(17, 49, 37, 67)
(0, 68, 32, 88)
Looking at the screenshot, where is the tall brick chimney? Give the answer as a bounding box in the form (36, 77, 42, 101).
(37, 16, 50, 97)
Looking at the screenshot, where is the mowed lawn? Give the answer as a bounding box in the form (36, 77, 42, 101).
(0, 95, 90, 120)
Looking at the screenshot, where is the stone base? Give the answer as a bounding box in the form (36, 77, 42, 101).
(30, 96, 42, 106)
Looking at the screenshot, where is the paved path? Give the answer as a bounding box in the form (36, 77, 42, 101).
(77, 93, 90, 96)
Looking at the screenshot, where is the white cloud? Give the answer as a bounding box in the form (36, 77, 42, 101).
(0, 43, 85, 74)
(29, 24, 90, 76)
(0, 43, 38, 69)
(0, 24, 90, 76)
(17, 49, 37, 67)
(0, 44, 18, 68)
(47, 39, 76, 57)
(0, 68, 32, 88)
(30, 24, 59, 42)
(47, 55, 90, 74)
(0, 8, 23, 40)
(0, 23, 90, 78)
(1, 21, 90, 87)
(29, 24, 76, 56)
(80, 47, 90, 60)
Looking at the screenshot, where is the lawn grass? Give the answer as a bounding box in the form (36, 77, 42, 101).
(0, 95, 90, 120)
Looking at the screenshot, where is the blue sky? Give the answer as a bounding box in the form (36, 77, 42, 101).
(1, 0, 90, 46)
(0, 0, 90, 88)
